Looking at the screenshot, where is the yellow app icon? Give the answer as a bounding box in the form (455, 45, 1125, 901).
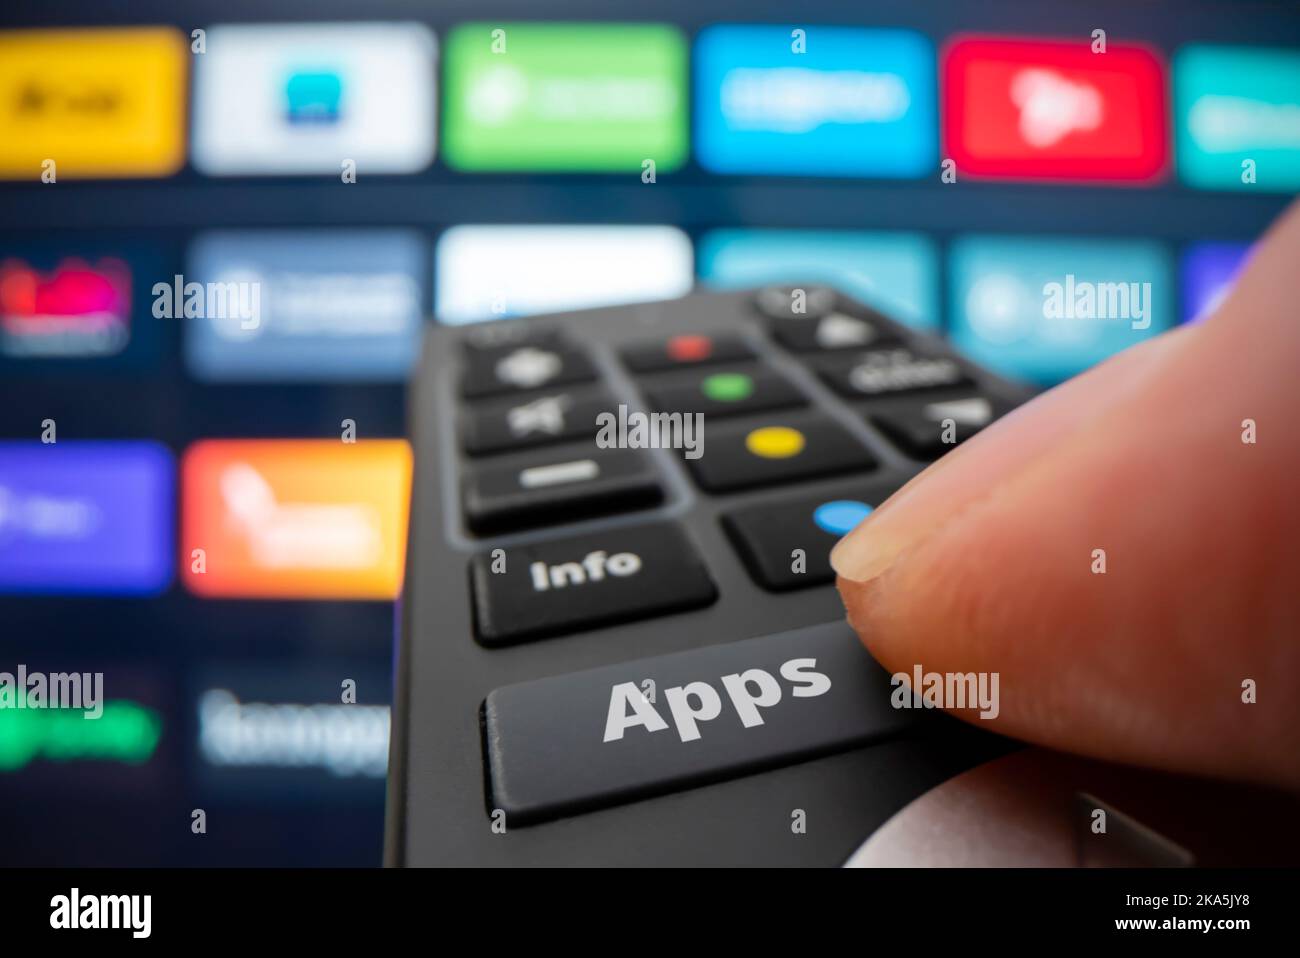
(0, 27, 187, 179)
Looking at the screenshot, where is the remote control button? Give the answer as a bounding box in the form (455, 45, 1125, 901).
(483, 620, 915, 823)
(722, 484, 898, 591)
(462, 387, 613, 456)
(770, 310, 900, 353)
(622, 334, 753, 373)
(683, 412, 876, 493)
(869, 394, 1008, 461)
(459, 325, 568, 355)
(753, 284, 839, 320)
(463, 448, 662, 534)
(642, 366, 806, 419)
(470, 522, 717, 646)
(462, 343, 597, 399)
(815, 347, 973, 399)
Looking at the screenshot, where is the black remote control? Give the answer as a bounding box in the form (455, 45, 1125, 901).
(387, 286, 1033, 866)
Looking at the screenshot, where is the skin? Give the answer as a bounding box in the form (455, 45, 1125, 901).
(832, 200, 1300, 792)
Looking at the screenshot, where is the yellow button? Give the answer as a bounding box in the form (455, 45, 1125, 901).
(0, 27, 187, 179)
(745, 426, 806, 459)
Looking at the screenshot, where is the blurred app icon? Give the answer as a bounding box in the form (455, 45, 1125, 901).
(0, 244, 163, 373)
(1175, 45, 1300, 191)
(698, 230, 938, 329)
(0, 27, 186, 179)
(695, 25, 936, 177)
(194, 664, 390, 798)
(284, 70, 343, 124)
(442, 23, 687, 171)
(950, 236, 1173, 384)
(180, 440, 411, 600)
(0, 441, 174, 594)
(184, 230, 425, 381)
(0, 255, 131, 358)
(1182, 242, 1251, 323)
(435, 225, 693, 324)
(943, 37, 1167, 181)
(192, 23, 436, 175)
(0, 668, 165, 779)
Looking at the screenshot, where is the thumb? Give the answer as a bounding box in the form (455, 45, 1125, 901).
(832, 201, 1300, 791)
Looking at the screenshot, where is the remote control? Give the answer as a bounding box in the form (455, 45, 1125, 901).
(387, 286, 1034, 866)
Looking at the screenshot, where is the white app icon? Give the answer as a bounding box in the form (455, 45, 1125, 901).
(1010, 68, 1103, 148)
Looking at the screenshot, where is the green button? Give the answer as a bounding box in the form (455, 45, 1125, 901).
(443, 23, 688, 172)
(702, 372, 754, 402)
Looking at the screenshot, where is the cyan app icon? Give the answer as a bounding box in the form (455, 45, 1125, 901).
(185, 230, 426, 382)
(0, 441, 174, 595)
(698, 230, 938, 330)
(1176, 45, 1300, 191)
(284, 70, 343, 124)
(695, 25, 936, 177)
(950, 236, 1173, 385)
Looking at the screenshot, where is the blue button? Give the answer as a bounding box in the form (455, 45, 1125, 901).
(694, 25, 936, 177)
(699, 229, 939, 330)
(949, 235, 1173, 386)
(813, 500, 873, 536)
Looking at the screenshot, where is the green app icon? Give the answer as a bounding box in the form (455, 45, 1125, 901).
(443, 22, 688, 172)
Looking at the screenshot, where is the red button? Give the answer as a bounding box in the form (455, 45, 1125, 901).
(943, 37, 1168, 182)
(666, 334, 714, 362)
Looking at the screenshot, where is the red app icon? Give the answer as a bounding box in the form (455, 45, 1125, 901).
(943, 37, 1168, 182)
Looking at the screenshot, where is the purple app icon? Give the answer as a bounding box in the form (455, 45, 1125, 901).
(0, 441, 174, 595)
(1182, 242, 1251, 324)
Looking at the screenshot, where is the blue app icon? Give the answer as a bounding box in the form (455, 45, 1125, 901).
(950, 236, 1173, 386)
(0, 441, 174, 595)
(698, 229, 939, 330)
(184, 230, 426, 382)
(1182, 242, 1251, 324)
(695, 25, 936, 177)
(284, 70, 344, 124)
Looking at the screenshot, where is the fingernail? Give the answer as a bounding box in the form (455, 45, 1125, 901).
(830, 330, 1191, 583)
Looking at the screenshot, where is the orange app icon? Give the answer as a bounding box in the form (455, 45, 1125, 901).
(181, 439, 412, 600)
